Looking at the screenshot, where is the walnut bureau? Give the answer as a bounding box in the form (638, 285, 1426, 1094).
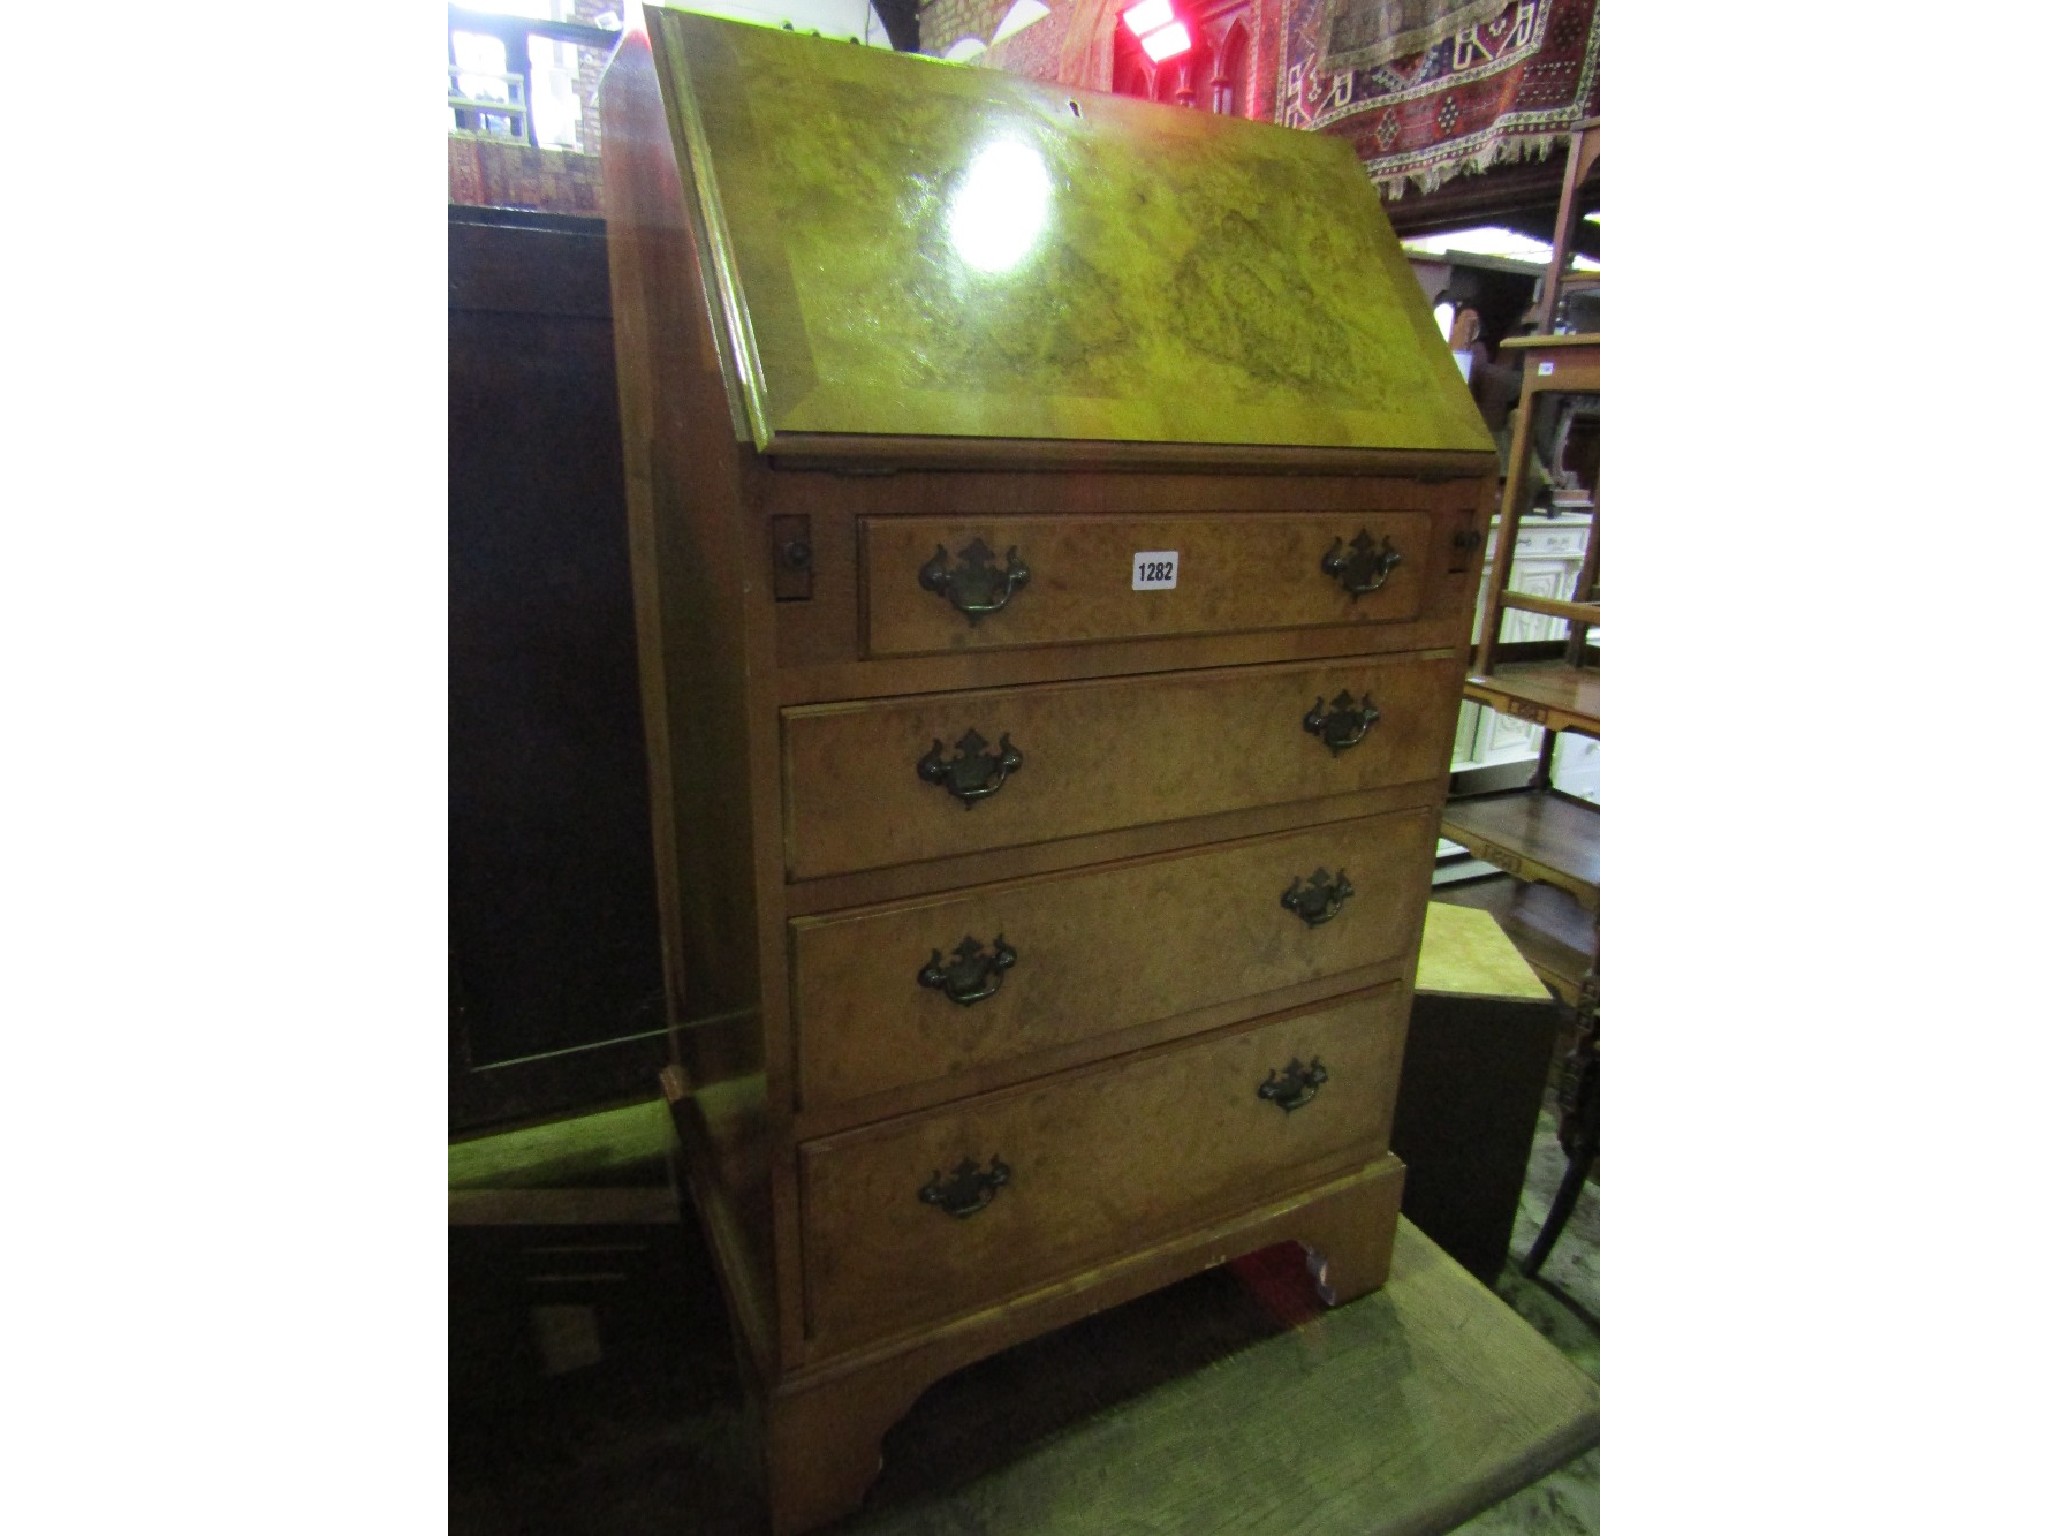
(599, 14, 1498, 1532)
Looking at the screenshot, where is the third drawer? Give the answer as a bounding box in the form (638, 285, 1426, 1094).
(791, 806, 1437, 1110)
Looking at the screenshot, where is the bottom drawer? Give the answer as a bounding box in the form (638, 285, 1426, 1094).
(799, 986, 1407, 1351)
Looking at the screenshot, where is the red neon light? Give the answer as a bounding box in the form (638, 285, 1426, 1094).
(1121, 0, 1174, 35)
(1139, 20, 1192, 61)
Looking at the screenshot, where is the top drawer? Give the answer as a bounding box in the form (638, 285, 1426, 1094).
(862, 512, 1432, 657)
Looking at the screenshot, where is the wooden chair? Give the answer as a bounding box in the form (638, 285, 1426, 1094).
(1521, 965, 1597, 1277)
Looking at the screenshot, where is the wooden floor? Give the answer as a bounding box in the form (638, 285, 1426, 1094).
(451, 1119, 1600, 1535)
(850, 1217, 1596, 1536)
(450, 887, 1601, 1535)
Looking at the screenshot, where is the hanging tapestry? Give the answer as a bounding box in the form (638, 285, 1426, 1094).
(1282, 0, 1599, 196)
(1318, 0, 1515, 74)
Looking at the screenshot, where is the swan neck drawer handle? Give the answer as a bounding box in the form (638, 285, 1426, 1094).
(917, 729, 1024, 805)
(919, 537, 1029, 624)
(1280, 869, 1354, 927)
(918, 935, 1019, 1006)
(918, 1155, 1011, 1217)
(1302, 691, 1380, 755)
(1258, 1058, 1329, 1114)
(1322, 530, 1401, 597)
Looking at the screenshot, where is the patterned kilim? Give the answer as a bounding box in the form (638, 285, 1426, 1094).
(1282, 0, 1600, 196)
(1318, 0, 1512, 74)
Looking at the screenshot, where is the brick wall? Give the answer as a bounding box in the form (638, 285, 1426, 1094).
(570, 0, 611, 157)
(1247, 0, 1284, 122)
(934, 0, 1292, 114)
(981, 0, 1074, 82)
(448, 138, 606, 218)
(448, 0, 616, 217)
(445, 0, 1301, 218)
(920, 0, 1018, 55)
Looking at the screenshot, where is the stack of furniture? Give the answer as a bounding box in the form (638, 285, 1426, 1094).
(1439, 150, 1600, 1269)
(1442, 328, 1599, 1275)
(1446, 504, 1594, 780)
(602, 13, 1502, 1532)
(1442, 331, 1599, 990)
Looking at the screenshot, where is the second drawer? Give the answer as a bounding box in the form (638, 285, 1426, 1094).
(782, 653, 1463, 880)
(790, 806, 1437, 1110)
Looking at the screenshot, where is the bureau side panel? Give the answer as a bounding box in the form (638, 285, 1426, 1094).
(604, 30, 762, 1068)
(603, 31, 777, 1358)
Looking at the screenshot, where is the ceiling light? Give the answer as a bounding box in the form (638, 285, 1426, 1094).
(1122, 0, 1175, 35)
(1140, 20, 1192, 60)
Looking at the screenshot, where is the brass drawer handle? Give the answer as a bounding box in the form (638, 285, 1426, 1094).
(1258, 1057, 1328, 1114)
(918, 728, 1024, 806)
(1302, 691, 1380, 755)
(1280, 869, 1354, 927)
(919, 537, 1029, 624)
(919, 1155, 1011, 1218)
(918, 934, 1018, 1006)
(1321, 529, 1401, 597)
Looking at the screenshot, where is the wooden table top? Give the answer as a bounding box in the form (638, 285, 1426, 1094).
(1416, 901, 1555, 1001)
(1465, 663, 1601, 737)
(1439, 791, 1600, 911)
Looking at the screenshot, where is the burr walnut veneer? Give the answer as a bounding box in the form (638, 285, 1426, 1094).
(602, 14, 1496, 1531)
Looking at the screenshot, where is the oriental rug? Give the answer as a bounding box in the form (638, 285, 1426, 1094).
(1319, 0, 1513, 74)
(1284, 0, 1601, 196)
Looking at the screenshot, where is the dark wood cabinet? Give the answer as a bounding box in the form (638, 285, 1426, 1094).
(447, 208, 665, 1131)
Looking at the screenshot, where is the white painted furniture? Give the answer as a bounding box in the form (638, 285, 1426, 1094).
(1449, 511, 1592, 773)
